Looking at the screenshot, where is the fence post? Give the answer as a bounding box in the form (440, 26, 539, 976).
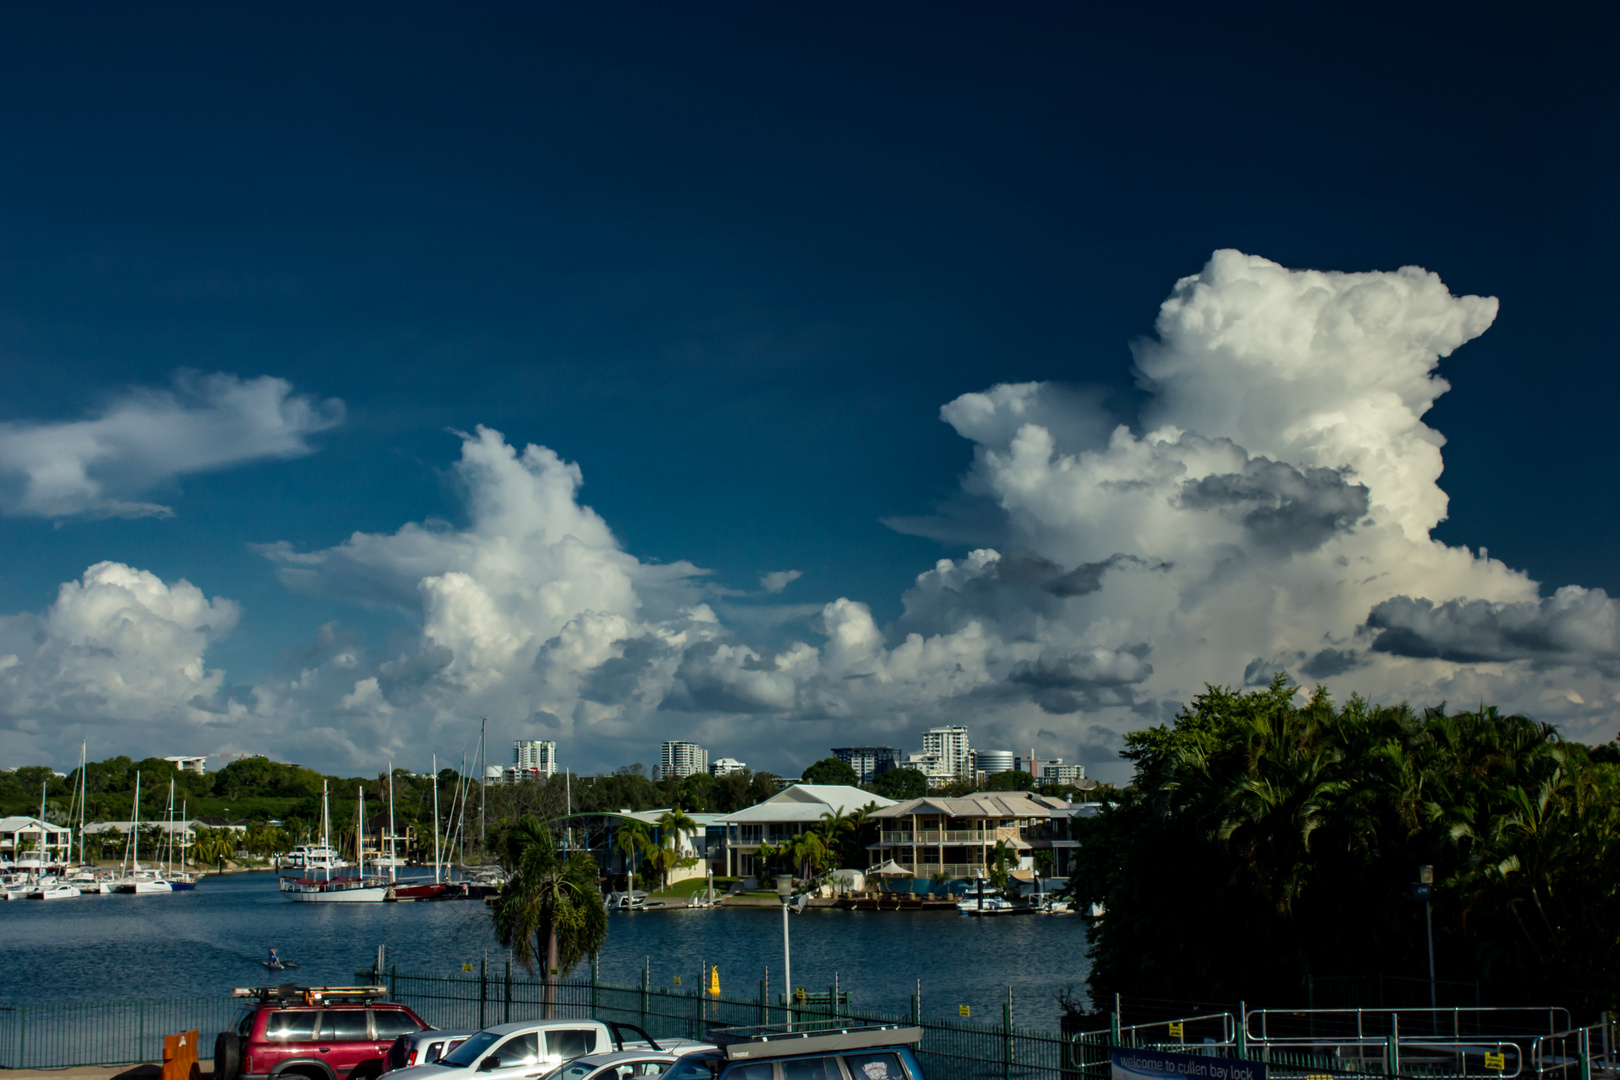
(1385, 1035, 1397, 1077)
(1237, 1002, 1247, 1060)
(1003, 993, 1014, 1080)
(139, 1000, 146, 1065)
(391, 964, 398, 1001)
(17, 1005, 25, 1070)
(480, 959, 488, 1029)
(505, 961, 512, 1023)
(640, 966, 649, 1030)
(1580, 1028, 1592, 1080)
(911, 992, 920, 1026)
(592, 957, 600, 1013)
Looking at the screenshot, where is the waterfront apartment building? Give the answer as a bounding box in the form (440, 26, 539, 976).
(513, 740, 559, 778)
(718, 784, 895, 877)
(710, 757, 747, 776)
(658, 740, 708, 780)
(867, 790, 1072, 880)
(831, 745, 902, 784)
(164, 755, 208, 774)
(920, 725, 973, 781)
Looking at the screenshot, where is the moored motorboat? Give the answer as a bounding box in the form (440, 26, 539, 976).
(30, 878, 82, 900)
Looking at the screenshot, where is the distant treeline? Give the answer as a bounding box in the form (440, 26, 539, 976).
(1071, 676, 1620, 1014)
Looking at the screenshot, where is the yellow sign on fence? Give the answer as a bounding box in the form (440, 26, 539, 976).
(1484, 1052, 1506, 1071)
(1168, 1022, 1184, 1038)
(959, 1005, 971, 1018)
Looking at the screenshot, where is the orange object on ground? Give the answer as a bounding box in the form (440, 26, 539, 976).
(163, 1029, 201, 1080)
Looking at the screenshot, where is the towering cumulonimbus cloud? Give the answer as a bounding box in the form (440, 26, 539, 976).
(2, 251, 1614, 775)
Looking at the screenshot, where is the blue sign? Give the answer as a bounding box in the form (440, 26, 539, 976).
(1110, 1048, 1266, 1080)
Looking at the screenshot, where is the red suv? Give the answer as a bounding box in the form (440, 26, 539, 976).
(215, 986, 431, 1080)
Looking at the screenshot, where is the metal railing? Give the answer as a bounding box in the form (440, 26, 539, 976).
(0, 996, 241, 1070)
(881, 831, 998, 844)
(2, 967, 1610, 1080)
(1244, 1006, 1612, 1080)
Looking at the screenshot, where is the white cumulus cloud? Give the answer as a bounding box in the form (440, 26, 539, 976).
(0, 372, 343, 518)
(7, 251, 1616, 779)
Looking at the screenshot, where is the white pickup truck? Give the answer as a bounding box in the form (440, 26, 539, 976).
(389, 1020, 711, 1080)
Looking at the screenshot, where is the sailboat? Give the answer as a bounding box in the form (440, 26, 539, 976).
(64, 742, 112, 894)
(110, 772, 174, 894)
(24, 778, 81, 899)
(282, 784, 391, 902)
(165, 781, 197, 891)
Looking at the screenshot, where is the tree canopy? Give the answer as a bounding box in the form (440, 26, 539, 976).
(1071, 677, 1620, 1012)
(800, 757, 858, 786)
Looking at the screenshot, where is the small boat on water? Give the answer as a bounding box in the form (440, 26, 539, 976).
(29, 877, 82, 900)
(956, 883, 1035, 916)
(608, 889, 648, 911)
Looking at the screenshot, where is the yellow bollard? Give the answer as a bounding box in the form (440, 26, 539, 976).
(709, 965, 720, 996)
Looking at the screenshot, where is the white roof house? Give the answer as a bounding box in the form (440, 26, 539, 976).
(717, 784, 895, 877)
(0, 815, 74, 862)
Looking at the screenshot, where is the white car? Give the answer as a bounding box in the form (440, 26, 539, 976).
(391, 1020, 706, 1080)
(540, 1049, 711, 1080)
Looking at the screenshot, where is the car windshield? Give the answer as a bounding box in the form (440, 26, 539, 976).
(441, 1031, 501, 1067)
(659, 1058, 716, 1080)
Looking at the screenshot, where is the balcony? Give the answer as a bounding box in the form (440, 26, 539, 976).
(880, 830, 995, 844)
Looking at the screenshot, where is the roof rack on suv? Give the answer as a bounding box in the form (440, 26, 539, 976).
(231, 985, 389, 1005)
(708, 1024, 923, 1061)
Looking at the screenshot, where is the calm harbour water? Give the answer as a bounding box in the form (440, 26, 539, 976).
(0, 872, 1090, 1026)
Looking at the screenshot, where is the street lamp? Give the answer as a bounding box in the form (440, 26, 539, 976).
(776, 873, 794, 1028)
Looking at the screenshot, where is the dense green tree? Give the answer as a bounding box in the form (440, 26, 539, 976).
(801, 757, 858, 786)
(983, 769, 1035, 792)
(871, 768, 928, 800)
(1072, 676, 1620, 1013)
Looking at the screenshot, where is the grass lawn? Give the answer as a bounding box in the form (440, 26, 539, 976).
(649, 876, 739, 899)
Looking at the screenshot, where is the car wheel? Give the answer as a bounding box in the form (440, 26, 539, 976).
(213, 1033, 242, 1080)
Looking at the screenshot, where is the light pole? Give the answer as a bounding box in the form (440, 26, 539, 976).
(1416, 864, 1436, 1020)
(776, 873, 794, 1029)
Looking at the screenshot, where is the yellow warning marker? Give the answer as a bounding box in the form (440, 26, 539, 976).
(709, 966, 720, 996)
(674, 975, 682, 986)
(1168, 1022, 1184, 1039)
(1485, 1053, 1506, 1071)
(959, 1005, 970, 1018)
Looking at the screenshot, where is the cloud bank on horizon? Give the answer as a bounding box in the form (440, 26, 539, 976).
(3, 250, 1616, 777)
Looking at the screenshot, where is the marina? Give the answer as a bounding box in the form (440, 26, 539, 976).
(0, 869, 1091, 1026)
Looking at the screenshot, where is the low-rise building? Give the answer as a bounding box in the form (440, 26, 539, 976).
(0, 815, 73, 865)
(709, 757, 747, 777)
(164, 755, 209, 774)
(866, 791, 1072, 880)
(718, 784, 895, 877)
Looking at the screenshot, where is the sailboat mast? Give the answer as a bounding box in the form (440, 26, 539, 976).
(38, 781, 46, 871)
(432, 753, 441, 885)
(321, 780, 332, 883)
(386, 763, 397, 883)
(77, 741, 87, 866)
(357, 786, 365, 880)
(131, 771, 142, 872)
(478, 716, 487, 855)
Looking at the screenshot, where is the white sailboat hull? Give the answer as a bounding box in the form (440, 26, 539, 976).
(284, 884, 391, 902)
(32, 885, 82, 900)
(111, 879, 174, 894)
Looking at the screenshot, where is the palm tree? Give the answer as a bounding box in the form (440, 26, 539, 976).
(790, 831, 831, 883)
(653, 807, 699, 890)
(614, 820, 653, 889)
(491, 818, 608, 1018)
(987, 839, 1016, 889)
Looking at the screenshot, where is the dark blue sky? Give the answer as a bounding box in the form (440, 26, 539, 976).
(0, 4, 1615, 773)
